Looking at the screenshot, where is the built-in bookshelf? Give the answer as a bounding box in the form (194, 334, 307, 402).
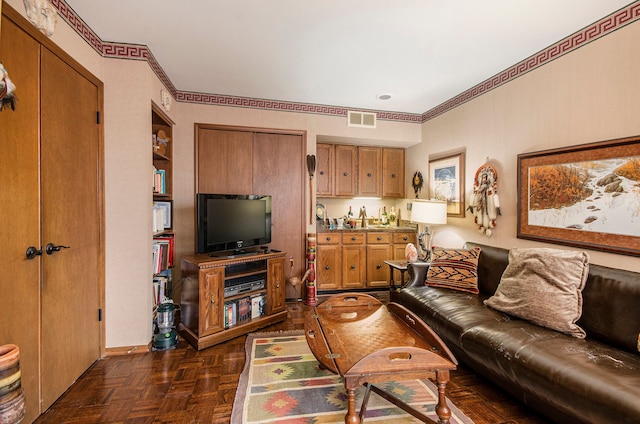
(152, 103, 175, 311)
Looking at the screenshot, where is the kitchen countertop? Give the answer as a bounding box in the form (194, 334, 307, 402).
(316, 223, 417, 232)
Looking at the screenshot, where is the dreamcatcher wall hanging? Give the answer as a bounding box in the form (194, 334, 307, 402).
(468, 162, 501, 236)
(0, 62, 16, 111)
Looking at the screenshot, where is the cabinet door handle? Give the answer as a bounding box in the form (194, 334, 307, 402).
(325, 265, 330, 270)
(376, 264, 382, 269)
(343, 172, 348, 177)
(45, 243, 70, 255)
(351, 237, 356, 241)
(326, 237, 331, 241)
(391, 173, 397, 178)
(25, 246, 42, 260)
(319, 171, 325, 175)
(351, 264, 356, 269)
(377, 236, 382, 241)
(211, 298, 215, 305)
(367, 173, 372, 177)
(403, 236, 408, 241)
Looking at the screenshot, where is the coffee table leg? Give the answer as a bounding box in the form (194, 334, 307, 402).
(435, 370, 451, 424)
(345, 387, 360, 424)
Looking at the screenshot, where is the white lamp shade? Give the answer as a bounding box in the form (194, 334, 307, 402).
(411, 200, 447, 225)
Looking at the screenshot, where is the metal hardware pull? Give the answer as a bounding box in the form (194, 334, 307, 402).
(26, 246, 42, 260)
(45, 243, 70, 255)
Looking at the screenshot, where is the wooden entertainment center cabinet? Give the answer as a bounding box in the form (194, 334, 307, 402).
(179, 250, 287, 350)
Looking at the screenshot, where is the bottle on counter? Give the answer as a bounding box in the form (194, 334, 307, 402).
(347, 206, 355, 228)
(389, 206, 397, 225)
(381, 206, 388, 225)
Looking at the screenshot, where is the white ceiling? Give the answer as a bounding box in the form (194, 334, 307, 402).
(64, 1, 632, 114)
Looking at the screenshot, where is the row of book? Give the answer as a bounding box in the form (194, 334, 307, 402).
(153, 166, 167, 195)
(153, 236, 174, 275)
(153, 271, 172, 307)
(224, 293, 265, 328)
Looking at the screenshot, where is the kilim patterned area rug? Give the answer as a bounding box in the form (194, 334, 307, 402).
(231, 331, 474, 423)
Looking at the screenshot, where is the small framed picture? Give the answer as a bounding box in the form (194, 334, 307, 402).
(154, 201, 173, 230)
(429, 150, 466, 217)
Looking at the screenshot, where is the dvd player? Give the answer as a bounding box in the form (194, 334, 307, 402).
(224, 279, 265, 297)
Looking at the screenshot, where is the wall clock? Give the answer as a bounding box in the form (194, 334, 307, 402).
(316, 203, 325, 221)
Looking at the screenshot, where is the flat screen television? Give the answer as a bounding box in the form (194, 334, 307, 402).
(196, 194, 272, 255)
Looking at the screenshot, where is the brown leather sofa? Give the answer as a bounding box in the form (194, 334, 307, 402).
(390, 241, 640, 424)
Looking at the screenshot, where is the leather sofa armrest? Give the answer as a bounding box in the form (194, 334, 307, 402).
(404, 262, 429, 288)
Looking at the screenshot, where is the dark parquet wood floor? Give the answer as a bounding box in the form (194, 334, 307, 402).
(34, 300, 549, 424)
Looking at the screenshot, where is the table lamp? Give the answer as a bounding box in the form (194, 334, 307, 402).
(411, 200, 447, 261)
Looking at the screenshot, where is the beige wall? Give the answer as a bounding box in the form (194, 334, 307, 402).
(7, 0, 639, 348)
(408, 20, 640, 273)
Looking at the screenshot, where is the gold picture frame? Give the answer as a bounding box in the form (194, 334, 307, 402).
(429, 151, 465, 217)
(517, 136, 640, 256)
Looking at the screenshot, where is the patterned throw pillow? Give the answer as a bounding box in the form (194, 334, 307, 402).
(425, 247, 481, 294)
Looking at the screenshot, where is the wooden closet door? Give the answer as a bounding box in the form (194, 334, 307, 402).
(252, 133, 306, 290)
(0, 16, 42, 424)
(196, 128, 253, 194)
(39, 47, 102, 409)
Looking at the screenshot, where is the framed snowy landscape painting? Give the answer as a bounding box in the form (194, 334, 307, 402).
(517, 136, 640, 256)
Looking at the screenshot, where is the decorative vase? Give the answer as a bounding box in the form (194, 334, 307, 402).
(0, 344, 26, 424)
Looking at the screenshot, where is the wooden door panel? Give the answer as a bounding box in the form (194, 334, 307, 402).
(316, 143, 333, 196)
(199, 268, 224, 336)
(367, 245, 392, 287)
(40, 47, 101, 409)
(0, 15, 42, 423)
(382, 148, 405, 198)
(252, 133, 305, 291)
(342, 246, 366, 289)
(335, 145, 357, 197)
(267, 257, 286, 314)
(196, 129, 253, 194)
(358, 147, 381, 197)
(317, 245, 341, 290)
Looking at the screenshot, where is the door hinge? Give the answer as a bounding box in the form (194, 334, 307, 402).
(98, 308, 103, 322)
(96, 111, 101, 124)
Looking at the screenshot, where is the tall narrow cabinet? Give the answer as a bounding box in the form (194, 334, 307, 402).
(0, 5, 104, 422)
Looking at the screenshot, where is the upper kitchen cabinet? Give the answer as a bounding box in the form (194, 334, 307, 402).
(382, 147, 405, 198)
(316, 143, 405, 199)
(334, 144, 358, 197)
(357, 146, 382, 197)
(316, 143, 334, 197)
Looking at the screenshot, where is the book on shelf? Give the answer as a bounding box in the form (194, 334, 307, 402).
(237, 297, 251, 322)
(224, 301, 237, 328)
(251, 294, 265, 319)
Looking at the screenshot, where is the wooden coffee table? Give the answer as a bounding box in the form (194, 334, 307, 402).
(305, 293, 458, 424)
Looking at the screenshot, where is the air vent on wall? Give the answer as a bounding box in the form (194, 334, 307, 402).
(347, 111, 376, 128)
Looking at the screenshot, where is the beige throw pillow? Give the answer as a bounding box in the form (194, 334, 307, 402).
(484, 248, 589, 338)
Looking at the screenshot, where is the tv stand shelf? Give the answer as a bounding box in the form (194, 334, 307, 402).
(179, 251, 287, 350)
